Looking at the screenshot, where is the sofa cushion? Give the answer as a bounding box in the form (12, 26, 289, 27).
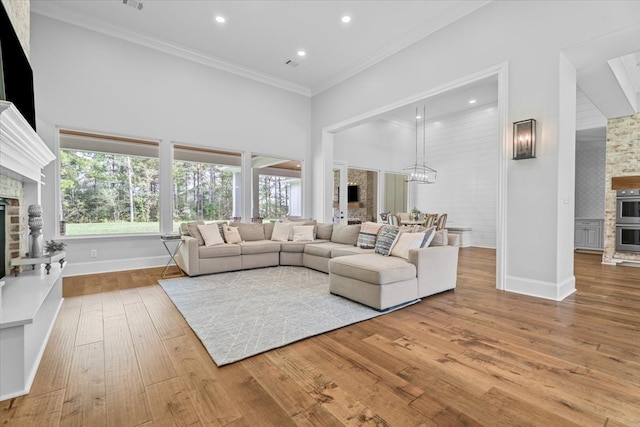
(223, 225, 242, 244)
(375, 225, 401, 256)
(186, 220, 206, 246)
(329, 254, 416, 286)
(238, 240, 281, 255)
(356, 222, 383, 249)
(391, 232, 425, 260)
(331, 246, 375, 258)
(316, 223, 334, 240)
(271, 221, 293, 241)
(264, 222, 275, 240)
(197, 223, 225, 247)
(233, 223, 266, 241)
(304, 242, 349, 258)
(331, 224, 361, 245)
(430, 229, 448, 246)
(199, 243, 241, 258)
(281, 239, 329, 253)
(292, 225, 314, 241)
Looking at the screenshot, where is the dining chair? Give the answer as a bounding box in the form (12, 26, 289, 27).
(388, 213, 401, 226)
(423, 213, 438, 228)
(379, 212, 390, 224)
(435, 213, 448, 230)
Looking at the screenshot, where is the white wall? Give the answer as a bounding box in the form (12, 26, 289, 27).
(31, 14, 311, 275)
(311, 1, 640, 300)
(413, 104, 498, 248)
(333, 120, 413, 172)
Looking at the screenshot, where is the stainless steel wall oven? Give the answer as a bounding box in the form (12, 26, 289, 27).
(615, 189, 640, 252)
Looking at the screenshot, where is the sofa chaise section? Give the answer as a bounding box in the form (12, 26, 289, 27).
(328, 233, 460, 310)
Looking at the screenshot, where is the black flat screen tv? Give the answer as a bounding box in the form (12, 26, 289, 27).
(347, 185, 359, 203)
(0, 3, 36, 130)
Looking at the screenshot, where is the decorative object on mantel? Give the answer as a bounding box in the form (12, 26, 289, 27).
(28, 204, 44, 258)
(404, 105, 437, 184)
(45, 240, 67, 254)
(513, 118, 536, 160)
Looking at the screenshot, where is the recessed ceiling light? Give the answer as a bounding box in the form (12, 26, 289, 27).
(215, 15, 226, 24)
(416, 115, 422, 119)
(297, 50, 306, 57)
(341, 15, 351, 23)
(469, 99, 477, 104)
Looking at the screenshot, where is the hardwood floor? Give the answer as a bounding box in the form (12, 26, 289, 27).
(1, 249, 639, 426)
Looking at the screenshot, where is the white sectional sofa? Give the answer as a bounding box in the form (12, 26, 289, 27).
(175, 220, 459, 310)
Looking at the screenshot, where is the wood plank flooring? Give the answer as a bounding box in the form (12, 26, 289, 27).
(1, 249, 639, 426)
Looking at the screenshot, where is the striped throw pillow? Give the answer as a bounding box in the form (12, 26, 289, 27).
(357, 222, 383, 249)
(374, 225, 402, 256)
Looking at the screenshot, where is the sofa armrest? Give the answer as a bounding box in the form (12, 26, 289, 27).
(408, 245, 459, 298)
(176, 235, 200, 276)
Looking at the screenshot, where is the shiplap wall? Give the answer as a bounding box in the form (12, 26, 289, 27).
(576, 86, 607, 130)
(413, 104, 498, 248)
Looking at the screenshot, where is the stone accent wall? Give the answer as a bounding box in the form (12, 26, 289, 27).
(603, 113, 640, 263)
(347, 169, 377, 222)
(1, 0, 30, 60)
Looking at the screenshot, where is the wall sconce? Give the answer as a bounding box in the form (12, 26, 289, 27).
(513, 119, 536, 160)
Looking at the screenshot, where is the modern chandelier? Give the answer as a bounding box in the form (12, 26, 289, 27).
(403, 105, 437, 184)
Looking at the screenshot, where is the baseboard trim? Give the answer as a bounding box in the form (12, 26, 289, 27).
(62, 256, 166, 277)
(505, 275, 576, 301)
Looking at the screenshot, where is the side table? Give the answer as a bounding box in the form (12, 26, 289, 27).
(160, 235, 184, 278)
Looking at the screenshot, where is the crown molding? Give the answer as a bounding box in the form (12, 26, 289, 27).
(31, 4, 312, 97)
(310, 1, 492, 96)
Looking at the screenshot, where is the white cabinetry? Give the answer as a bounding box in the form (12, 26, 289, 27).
(0, 264, 64, 400)
(574, 219, 603, 250)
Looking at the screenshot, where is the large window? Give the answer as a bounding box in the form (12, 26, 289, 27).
(59, 130, 160, 235)
(252, 155, 302, 221)
(173, 145, 241, 227)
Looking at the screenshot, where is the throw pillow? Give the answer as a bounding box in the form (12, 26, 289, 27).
(292, 225, 314, 242)
(271, 221, 293, 242)
(421, 226, 437, 248)
(300, 219, 318, 239)
(357, 221, 383, 249)
(374, 225, 401, 256)
(223, 225, 242, 244)
(430, 229, 448, 246)
(391, 232, 426, 259)
(315, 223, 334, 240)
(197, 223, 225, 247)
(216, 222, 227, 243)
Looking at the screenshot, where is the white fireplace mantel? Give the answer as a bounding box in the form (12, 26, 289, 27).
(0, 101, 55, 185)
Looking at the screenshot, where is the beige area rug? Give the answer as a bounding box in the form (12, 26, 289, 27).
(159, 266, 418, 366)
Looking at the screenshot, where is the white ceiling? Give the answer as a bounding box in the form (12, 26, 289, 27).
(30, 0, 638, 127)
(31, 0, 490, 96)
